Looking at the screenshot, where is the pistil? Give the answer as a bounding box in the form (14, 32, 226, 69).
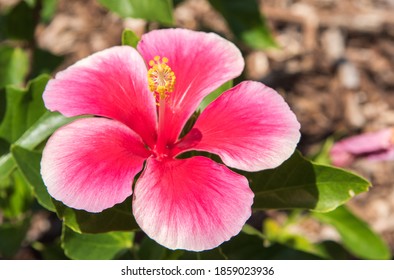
(147, 56, 176, 157)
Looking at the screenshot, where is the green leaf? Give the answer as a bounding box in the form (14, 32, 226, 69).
(135, 236, 195, 260)
(24, 0, 37, 7)
(136, 236, 172, 260)
(208, 0, 277, 49)
(220, 231, 321, 260)
(0, 1, 35, 41)
(0, 75, 49, 143)
(122, 29, 140, 48)
(0, 218, 30, 258)
(30, 48, 64, 78)
(316, 240, 351, 260)
(198, 80, 233, 112)
(0, 74, 75, 181)
(311, 137, 334, 165)
(242, 223, 265, 239)
(98, 0, 173, 25)
(313, 206, 391, 260)
(0, 112, 76, 182)
(32, 240, 69, 260)
(14, 111, 73, 149)
(135, 235, 226, 260)
(11, 146, 55, 212)
(0, 46, 29, 87)
(54, 197, 139, 234)
(249, 151, 370, 212)
(0, 138, 9, 159)
(61, 225, 133, 260)
(41, 0, 58, 23)
(262, 218, 323, 257)
(180, 248, 227, 260)
(0, 153, 15, 183)
(0, 88, 6, 123)
(0, 169, 33, 218)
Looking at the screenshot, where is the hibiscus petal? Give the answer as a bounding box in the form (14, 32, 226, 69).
(41, 118, 150, 213)
(133, 156, 254, 251)
(365, 148, 394, 162)
(177, 81, 301, 172)
(43, 46, 157, 147)
(330, 128, 394, 166)
(137, 28, 244, 144)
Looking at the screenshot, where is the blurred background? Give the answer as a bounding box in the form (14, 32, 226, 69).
(1, 0, 394, 259)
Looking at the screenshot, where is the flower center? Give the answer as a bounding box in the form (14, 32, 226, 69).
(147, 56, 176, 102)
(147, 55, 176, 159)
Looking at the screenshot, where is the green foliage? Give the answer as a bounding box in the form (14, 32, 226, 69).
(180, 248, 227, 260)
(198, 80, 233, 112)
(14, 112, 75, 150)
(32, 239, 68, 260)
(0, 153, 15, 184)
(221, 230, 321, 260)
(0, 75, 49, 143)
(0, 218, 30, 258)
(98, 0, 173, 25)
(313, 206, 391, 260)
(249, 151, 370, 212)
(0, 46, 29, 88)
(0, 170, 33, 218)
(263, 218, 322, 257)
(40, 0, 58, 23)
(260, 214, 352, 259)
(0, 0, 61, 83)
(0, 1, 35, 41)
(61, 226, 134, 260)
(245, 209, 388, 260)
(24, 0, 36, 7)
(311, 137, 334, 165)
(122, 29, 140, 48)
(136, 236, 175, 260)
(135, 236, 226, 260)
(208, 0, 277, 49)
(316, 240, 351, 260)
(0, 75, 74, 182)
(11, 145, 55, 212)
(0, 112, 74, 182)
(54, 197, 140, 234)
(30, 48, 64, 78)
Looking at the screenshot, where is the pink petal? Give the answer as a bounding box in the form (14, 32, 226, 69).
(365, 147, 394, 162)
(176, 81, 301, 172)
(133, 156, 254, 251)
(43, 46, 157, 147)
(41, 118, 150, 213)
(330, 128, 394, 166)
(137, 28, 244, 145)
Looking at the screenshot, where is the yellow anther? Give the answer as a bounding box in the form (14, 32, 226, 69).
(147, 56, 176, 101)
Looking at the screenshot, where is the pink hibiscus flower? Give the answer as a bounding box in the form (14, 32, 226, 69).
(41, 29, 300, 251)
(330, 128, 394, 167)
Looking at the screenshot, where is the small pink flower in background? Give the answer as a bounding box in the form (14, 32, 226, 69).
(330, 128, 394, 167)
(41, 28, 300, 251)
